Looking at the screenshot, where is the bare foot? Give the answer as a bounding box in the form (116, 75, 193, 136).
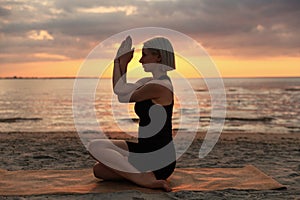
(129, 172, 172, 192)
(149, 180, 172, 192)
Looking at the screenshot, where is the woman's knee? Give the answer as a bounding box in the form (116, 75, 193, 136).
(93, 162, 104, 179)
(93, 162, 122, 180)
(87, 139, 108, 154)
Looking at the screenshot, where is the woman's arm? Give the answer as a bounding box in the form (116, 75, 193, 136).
(113, 36, 142, 96)
(112, 36, 169, 103)
(112, 48, 153, 96)
(117, 80, 173, 103)
(112, 55, 143, 95)
(112, 59, 128, 94)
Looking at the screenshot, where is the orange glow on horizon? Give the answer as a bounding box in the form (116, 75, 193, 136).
(214, 56, 300, 78)
(1, 56, 300, 78)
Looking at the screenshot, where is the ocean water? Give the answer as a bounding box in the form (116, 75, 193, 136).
(0, 78, 299, 134)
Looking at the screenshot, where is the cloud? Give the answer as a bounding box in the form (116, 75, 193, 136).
(0, 6, 11, 17)
(27, 30, 54, 41)
(0, 0, 299, 64)
(77, 6, 138, 16)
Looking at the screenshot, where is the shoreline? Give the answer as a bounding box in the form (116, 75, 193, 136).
(1, 130, 299, 141)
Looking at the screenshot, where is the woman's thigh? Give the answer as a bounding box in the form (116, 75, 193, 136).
(93, 162, 124, 180)
(88, 139, 129, 157)
(111, 140, 129, 152)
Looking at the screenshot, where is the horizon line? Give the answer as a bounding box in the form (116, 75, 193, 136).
(1, 76, 300, 79)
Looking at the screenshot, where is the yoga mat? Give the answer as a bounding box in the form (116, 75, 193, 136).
(0, 165, 285, 195)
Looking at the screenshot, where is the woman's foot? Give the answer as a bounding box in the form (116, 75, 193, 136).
(147, 179, 172, 192)
(128, 172, 172, 192)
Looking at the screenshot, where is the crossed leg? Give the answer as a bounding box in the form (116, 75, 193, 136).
(88, 139, 171, 191)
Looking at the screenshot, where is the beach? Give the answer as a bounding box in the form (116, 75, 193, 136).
(1, 130, 299, 199)
(0, 78, 299, 199)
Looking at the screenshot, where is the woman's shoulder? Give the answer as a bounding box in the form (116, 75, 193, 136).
(145, 79, 173, 92)
(134, 76, 173, 95)
(135, 77, 153, 85)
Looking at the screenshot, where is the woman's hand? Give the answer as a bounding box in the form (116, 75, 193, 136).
(119, 49, 134, 70)
(115, 36, 134, 70)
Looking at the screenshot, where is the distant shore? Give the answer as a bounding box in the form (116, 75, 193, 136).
(1, 76, 300, 80)
(0, 76, 100, 79)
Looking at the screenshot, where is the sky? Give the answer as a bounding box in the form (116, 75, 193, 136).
(0, 0, 299, 78)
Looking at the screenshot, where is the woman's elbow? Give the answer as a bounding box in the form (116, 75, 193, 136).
(117, 95, 131, 103)
(113, 87, 130, 96)
(113, 87, 122, 95)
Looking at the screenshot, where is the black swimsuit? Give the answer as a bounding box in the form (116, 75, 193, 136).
(126, 75, 176, 180)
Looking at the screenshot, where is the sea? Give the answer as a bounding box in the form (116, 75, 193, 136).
(0, 77, 299, 135)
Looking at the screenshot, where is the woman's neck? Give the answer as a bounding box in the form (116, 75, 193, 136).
(152, 71, 167, 80)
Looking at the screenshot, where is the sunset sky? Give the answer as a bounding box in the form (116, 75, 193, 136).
(0, 0, 299, 78)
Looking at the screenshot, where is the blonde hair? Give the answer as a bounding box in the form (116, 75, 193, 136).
(143, 37, 175, 71)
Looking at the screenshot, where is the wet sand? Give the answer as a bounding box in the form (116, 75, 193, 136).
(0, 131, 299, 199)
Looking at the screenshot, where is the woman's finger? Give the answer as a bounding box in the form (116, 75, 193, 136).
(116, 36, 132, 59)
(124, 36, 132, 52)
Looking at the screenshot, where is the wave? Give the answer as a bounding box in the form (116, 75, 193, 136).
(285, 87, 300, 92)
(200, 116, 273, 122)
(194, 88, 208, 92)
(0, 117, 42, 123)
(118, 118, 139, 123)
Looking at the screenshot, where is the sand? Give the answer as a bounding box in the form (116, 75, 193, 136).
(0, 131, 299, 199)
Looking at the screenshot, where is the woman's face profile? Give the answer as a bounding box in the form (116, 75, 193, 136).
(139, 48, 161, 72)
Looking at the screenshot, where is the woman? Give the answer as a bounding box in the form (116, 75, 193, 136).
(88, 36, 176, 192)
